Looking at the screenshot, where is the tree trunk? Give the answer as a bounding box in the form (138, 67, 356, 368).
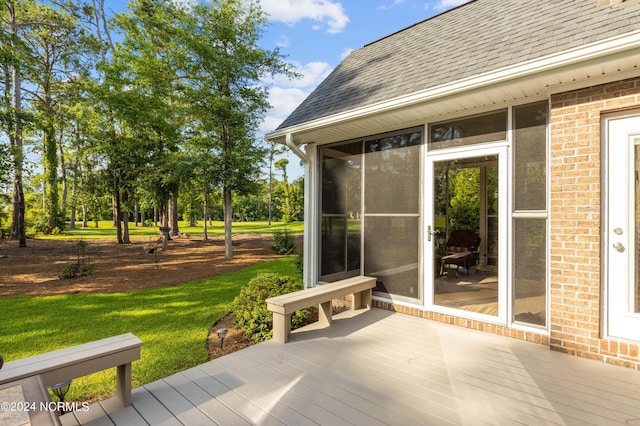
(69, 150, 79, 230)
(113, 193, 118, 227)
(160, 203, 169, 250)
(59, 144, 67, 231)
(134, 203, 139, 226)
(5, 5, 26, 247)
(82, 203, 88, 228)
(203, 193, 208, 241)
(223, 186, 233, 260)
(113, 186, 123, 244)
(170, 194, 179, 236)
(122, 211, 130, 244)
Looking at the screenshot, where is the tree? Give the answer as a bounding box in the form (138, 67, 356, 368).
(177, 0, 296, 259)
(0, 0, 34, 246)
(267, 141, 285, 225)
(22, 0, 90, 232)
(93, 0, 184, 244)
(275, 158, 294, 223)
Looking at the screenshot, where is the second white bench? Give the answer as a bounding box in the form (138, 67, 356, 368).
(0, 333, 142, 407)
(266, 276, 376, 343)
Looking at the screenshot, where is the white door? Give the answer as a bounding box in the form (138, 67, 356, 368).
(607, 114, 640, 341)
(425, 146, 508, 323)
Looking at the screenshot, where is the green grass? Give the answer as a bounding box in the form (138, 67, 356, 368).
(43, 220, 304, 239)
(0, 257, 299, 401)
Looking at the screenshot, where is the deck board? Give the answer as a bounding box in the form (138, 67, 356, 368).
(63, 308, 640, 425)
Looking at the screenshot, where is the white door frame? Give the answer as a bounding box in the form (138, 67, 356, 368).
(604, 112, 640, 341)
(424, 143, 509, 324)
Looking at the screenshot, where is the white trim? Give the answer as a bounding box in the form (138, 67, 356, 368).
(424, 144, 509, 325)
(303, 143, 319, 288)
(266, 30, 640, 143)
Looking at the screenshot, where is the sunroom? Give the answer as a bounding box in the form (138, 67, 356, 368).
(309, 100, 548, 331)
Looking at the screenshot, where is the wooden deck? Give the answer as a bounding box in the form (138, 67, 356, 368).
(61, 308, 640, 425)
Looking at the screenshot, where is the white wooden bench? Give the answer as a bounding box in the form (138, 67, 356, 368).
(0, 333, 142, 407)
(266, 276, 376, 343)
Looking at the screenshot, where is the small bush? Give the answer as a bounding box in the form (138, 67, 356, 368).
(231, 273, 313, 341)
(272, 228, 295, 255)
(59, 263, 95, 279)
(59, 239, 94, 279)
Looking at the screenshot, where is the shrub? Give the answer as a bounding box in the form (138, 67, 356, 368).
(59, 263, 95, 279)
(272, 228, 295, 255)
(59, 239, 94, 279)
(231, 273, 313, 341)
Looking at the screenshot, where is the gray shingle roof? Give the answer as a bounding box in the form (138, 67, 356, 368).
(276, 0, 640, 130)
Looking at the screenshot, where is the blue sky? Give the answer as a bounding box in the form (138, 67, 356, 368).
(257, 0, 472, 178)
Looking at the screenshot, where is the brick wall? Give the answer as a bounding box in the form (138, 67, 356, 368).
(550, 77, 640, 369)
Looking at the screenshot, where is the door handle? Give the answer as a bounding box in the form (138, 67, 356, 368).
(427, 226, 439, 242)
(613, 242, 625, 252)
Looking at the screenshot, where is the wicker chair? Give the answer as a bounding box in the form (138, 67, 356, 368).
(439, 230, 481, 277)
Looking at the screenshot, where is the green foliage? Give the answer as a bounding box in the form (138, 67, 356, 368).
(449, 167, 480, 231)
(295, 249, 304, 276)
(59, 262, 94, 279)
(27, 208, 50, 235)
(231, 273, 312, 341)
(271, 228, 295, 254)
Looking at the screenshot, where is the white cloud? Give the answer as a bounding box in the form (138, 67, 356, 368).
(260, 87, 309, 134)
(430, 0, 471, 11)
(260, 0, 350, 34)
(261, 61, 333, 135)
(379, 0, 406, 10)
(340, 48, 354, 60)
(268, 87, 309, 116)
(267, 61, 333, 89)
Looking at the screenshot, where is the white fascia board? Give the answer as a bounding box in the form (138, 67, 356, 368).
(265, 29, 640, 143)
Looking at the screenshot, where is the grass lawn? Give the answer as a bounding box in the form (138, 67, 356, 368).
(44, 220, 304, 239)
(0, 257, 299, 402)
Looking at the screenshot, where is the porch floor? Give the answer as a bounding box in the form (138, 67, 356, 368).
(62, 308, 640, 426)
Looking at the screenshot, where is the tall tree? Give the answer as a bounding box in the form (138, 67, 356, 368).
(267, 141, 285, 225)
(94, 0, 183, 244)
(0, 0, 34, 246)
(22, 0, 91, 232)
(178, 0, 296, 259)
(275, 158, 294, 223)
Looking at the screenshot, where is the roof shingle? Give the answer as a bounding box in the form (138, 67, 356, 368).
(276, 0, 640, 130)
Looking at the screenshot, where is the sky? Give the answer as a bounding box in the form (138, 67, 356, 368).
(257, 0, 473, 179)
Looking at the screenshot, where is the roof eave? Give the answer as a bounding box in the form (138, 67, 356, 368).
(266, 29, 640, 145)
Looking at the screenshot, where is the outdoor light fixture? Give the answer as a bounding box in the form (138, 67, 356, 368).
(216, 328, 228, 349)
(50, 379, 72, 414)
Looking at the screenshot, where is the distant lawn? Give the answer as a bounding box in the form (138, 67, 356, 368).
(43, 220, 304, 239)
(0, 257, 299, 402)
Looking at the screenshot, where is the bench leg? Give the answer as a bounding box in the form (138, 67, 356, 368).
(116, 363, 132, 406)
(318, 301, 332, 326)
(272, 312, 291, 343)
(352, 289, 372, 310)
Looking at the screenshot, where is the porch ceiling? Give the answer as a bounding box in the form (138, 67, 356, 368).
(268, 46, 640, 148)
